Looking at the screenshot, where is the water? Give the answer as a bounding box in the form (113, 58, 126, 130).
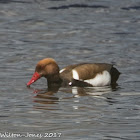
(0, 0, 140, 139)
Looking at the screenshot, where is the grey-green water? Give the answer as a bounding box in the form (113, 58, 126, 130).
(0, 0, 140, 139)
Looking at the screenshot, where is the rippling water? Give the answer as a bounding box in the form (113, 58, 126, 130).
(0, 0, 140, 139)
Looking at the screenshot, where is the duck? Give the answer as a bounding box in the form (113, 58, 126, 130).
(27, 58, 120, 87)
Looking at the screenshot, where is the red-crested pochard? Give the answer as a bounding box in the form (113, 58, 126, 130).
(27, 58, 120, 87)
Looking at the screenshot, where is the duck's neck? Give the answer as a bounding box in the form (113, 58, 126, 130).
(46, 74, 62, 87)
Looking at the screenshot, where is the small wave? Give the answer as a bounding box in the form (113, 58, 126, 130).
(49, 4, 109, 10)
(121, 6, 140, 10)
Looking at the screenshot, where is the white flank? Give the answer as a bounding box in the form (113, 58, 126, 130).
(72, 70, 79, 80)
(84, 70, 111, 86)
(59, 68, 65, 73)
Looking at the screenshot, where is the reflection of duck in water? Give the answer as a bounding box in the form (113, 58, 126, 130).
(27, 58, 120, 88)
(30, 86, 59, 110)
(32, 86, 117, 110)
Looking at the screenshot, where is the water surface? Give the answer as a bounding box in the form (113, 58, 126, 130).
(0, 0, 140, 139)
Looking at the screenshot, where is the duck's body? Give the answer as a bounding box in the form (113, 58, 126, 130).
(27, 58, 120, 87)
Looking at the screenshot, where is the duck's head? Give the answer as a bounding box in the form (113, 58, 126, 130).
(27, 58, 59, 86)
